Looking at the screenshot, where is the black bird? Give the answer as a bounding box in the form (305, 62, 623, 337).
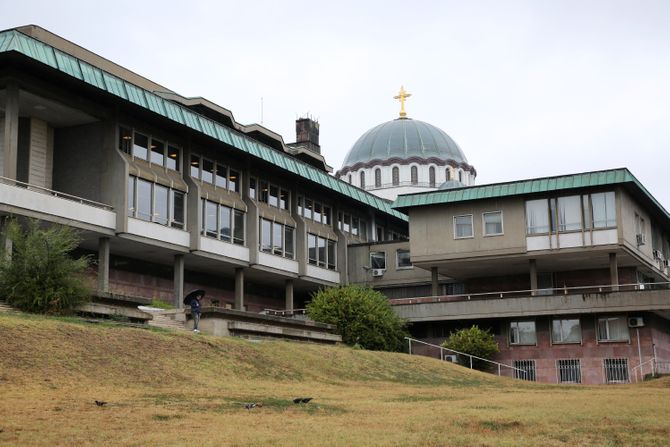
(244, 403, 257, 410)
(293, 397, 313, 404)
(293, 398, 302, 404)
(301, 397, 313, 404)
(95, 400, 107, 407)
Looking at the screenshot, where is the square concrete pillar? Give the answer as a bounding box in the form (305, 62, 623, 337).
(285, 279, 294, 311)
(173, 254, 184, 308)
(97, 237, 110, 293)
(431, 267, 439, 296)
(529, 259, 538, 296)
(235, 267, 245, 311)
(609, 253, 619, 291)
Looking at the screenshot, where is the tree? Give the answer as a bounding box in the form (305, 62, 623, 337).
(306, 285, 409, 351)
(441, 325, 499, 370)
(0, 219, 90, 314)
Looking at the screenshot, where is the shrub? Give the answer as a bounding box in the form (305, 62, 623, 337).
(441, 325, 499, 370)
(306, 285, 409, 351)
(0, 219, 90, 314)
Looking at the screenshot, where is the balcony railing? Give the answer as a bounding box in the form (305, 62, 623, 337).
(0, 175, 114, 211)
(388, 281, 670, 306)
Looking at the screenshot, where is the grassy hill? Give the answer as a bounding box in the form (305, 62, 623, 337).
(1, 312, 669, 446)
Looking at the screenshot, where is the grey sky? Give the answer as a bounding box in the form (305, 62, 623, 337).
(3, 0, 670, 208)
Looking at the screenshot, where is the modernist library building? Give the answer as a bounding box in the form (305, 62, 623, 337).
(1, 25, 669, 384)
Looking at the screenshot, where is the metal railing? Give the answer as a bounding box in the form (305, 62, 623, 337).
(264, 308, 307, 318)
(389, 281, 670, 306)
(632, 357, 670, 382)
(0, 175, 114, 211)
(405, 337, 529, 379)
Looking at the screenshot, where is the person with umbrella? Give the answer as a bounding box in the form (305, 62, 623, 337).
(184, 289, 205, 333)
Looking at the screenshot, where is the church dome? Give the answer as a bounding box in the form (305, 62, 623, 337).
(438, 180, 466, 190)
(341, 118, 468, 170)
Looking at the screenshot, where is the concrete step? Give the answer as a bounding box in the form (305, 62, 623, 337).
(0, 300, 13, 312)
(148, 313, 188, 331)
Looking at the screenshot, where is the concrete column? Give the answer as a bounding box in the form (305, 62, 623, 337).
(97, 237, 110, 293)
(3, 83, 19, 179)
(431, 267, 439, 296)
(173, 254, 184, 308)
(529, 259, 538, 296)
(609, 252, 619, 291)
(285, 279, 294, 311)
(235, 267, 245, 311)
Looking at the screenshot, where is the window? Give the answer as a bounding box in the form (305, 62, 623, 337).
(201, 158, 214, 184)
(351, 217, 359, 236)
(233, 210, 244, 245)
(374, 168, 381, 187)
(458, 170, 463, 183)
(342, 214, 350, 233)
(327, 240, 336, 270)
(314, 202, 322, 223)
(259, 218, 293, 258)
(604, 358, 629, 384)
(307, 233, 335, 269)
(410, 166, 418, 185)
(557, 195, 582, 231)
(392, 167, 399, 186)
(269, 185, 279, 207)
(591, 192, 616, 228)
(348, 174, 351, 184)
(228, 169, 240, 193)
(260, 181, 269, 203)
(360, 171, 365, 189)
(370, 251, 386, 270)
(215, 164, 227, 188)
(317, 236, 326, 268)
(150, 139, 165, 166)
(323, 206, 331, 225)
(249, 178, 256, 199)
(526, 199, 550, 234)
(128, 176, 186, 228)
(513, 360, 536, 382)
(219, 206, 231, 241)
(119, 127, 181, 170)
(635, 213, 646, 242)
(279, 189, 288, 210)
(396, 249, 412, 268)
(454, 215, 473, 239)
(190, 155, 200, 178)
(133, 132, 149, 160)
(445, 168, 451, 181)
(597, 316, 629, 342)
(204, 200, 218, 238)
(557, 359, 581, 384)
(119, 126, 132, 154)
(200, 200, 244, 244)
(308, 234, 317, 265)
(509, 321, 536, 345)
(304, 199, 313, 220)
(429, 166, 436, 187)
(552, 319, 581, 343)
(483, 211, 503, 236)
(167, 145, 180, 171)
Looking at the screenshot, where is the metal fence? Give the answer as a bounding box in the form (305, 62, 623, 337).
(632, 357, 670, 382)
(603, 358, 629, 384)
(513, 360, 536, 381)
(557, 359, 582, 384)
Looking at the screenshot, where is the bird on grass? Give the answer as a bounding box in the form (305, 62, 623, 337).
(94, 400, 107, 407)
(293, 397, 313, 404)
(244, 402, 263, 410)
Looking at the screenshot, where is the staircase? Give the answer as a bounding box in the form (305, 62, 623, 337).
(0, 300, 13, 313)
(143, 308, 188, 332)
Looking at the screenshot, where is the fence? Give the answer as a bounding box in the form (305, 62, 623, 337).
(632, 357, 670, 383)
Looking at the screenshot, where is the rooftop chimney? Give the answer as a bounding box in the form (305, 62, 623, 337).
(295, 117, 320, 154)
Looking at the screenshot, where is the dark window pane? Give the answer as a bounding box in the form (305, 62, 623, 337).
(260, 219, 272, 252)
(284, 226, 293, 258)
(323, 206, 331, 225)
(249, 178, 256, 199)
(167, 145, 179, 171)
(397, 249, 411, 268)
(305, 199, 313, 220)
(205, 201, 218, 237)
(119, 127, 132, 154)
(202, 159, 214, 184)
(327, 240, 336, 270)
(228, 169, 239, 193)
(273, 222, 283, 255)
(370, 251, 386, 269)
(429, 166, 435, 187)
(352, 217, 359, 236)
(297, 196, 303, 216)
(153, 184, 168, 225)
(190, 155, 200, 179)
(219, 205, 231, 241)
(150, 139, 165, 166)
(280, 189, 288, 210)
(260, 181, 269, 203)
(269, 185, 279, 207)
(317, 237, 326, 267)
(343, 214, 350, 233)
(308, 234, 317, 265)
(127, 176, 135, 215)
(133, 132, 149, 160)
(233, 210, 245, 245)
(171, 190, 184, 228)
(314, 202, 322, 223)
(215, 164, 227, 188)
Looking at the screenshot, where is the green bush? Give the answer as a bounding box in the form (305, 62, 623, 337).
(441, 325, 499, 370)
(0, 219, 90, 314)
(306, 285, 409, 351)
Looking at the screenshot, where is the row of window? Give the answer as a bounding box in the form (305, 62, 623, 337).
(119, 127, 181, 171)
(260, 218, 294, 259)
(201, 199, 245, 245)
(370, 249, 412, 270)
(337, 213, 367, 238)
(298, 197, 332, 225)
(525, 191, 616, 235)
(307, 234, 337, 270)
(509, 316, 630, 345)
(355, 166, 466, 188)
(250, 179, 290, 210)
(189, 154, 240, 193)
(514, 358, 630, 384)
(127, 176, 185, 228)
(454, 211, 503, 239)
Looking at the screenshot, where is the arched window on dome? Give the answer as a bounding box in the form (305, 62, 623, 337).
(411, 166, 418, 185)
(392, 167, 399, 186)
(458, 170, 463, 183)
(360, 171, 365, 189)
(348, 174, 352, 184)
(445, 168, 451, 181)
(429, 167, 436, 187)
(374, 168, 381, 188)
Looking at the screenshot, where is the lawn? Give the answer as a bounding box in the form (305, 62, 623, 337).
(0, 312, 668, 446)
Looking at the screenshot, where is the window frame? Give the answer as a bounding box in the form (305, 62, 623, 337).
(200, 198, 245, 245)
(597, 316, 630, 342)
(396, 249, 412, 269)
(482, 211, 504, 236)
(453, 214, 474, 239)
(509, 320, 537, 346)
(370, 251, 387, 270)
(551, 318, 582, 344)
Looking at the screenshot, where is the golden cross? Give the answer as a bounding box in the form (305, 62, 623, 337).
(393, 86, 412, 118)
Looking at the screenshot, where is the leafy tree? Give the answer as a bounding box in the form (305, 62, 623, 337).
(306, 285, 409, 351)
(0, 219, 90, 314)
(441, 325, 499, 370)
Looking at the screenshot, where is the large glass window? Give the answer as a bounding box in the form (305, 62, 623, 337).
(171, 191, 185, 229)
(272, 222, 283, 255)
(597, 317, 629, 342)
(327, 240, 336, 270)
(557, 195, 582, 231)
(552, 319, 581, 343)
(370, 251, 386, 270)
(127, 176, 135, 213)
(215, 164, 227, 188)
(249, 178, 256, 199)
(228, 169, 240, 193)
(591, 192, 616, 228)
(233, 210, 245, 245)
(454, 215, 473, 239)
(167, 145, 180, 171)
(136, 178, 152, 221)
(190, 155, 200, 179)
(304, 199, 313, 220)
(259, 218, 293, 258)
(308, 234, 317, 265)
(150, 139, 165, 166)
(201, 159, 214, 184)
(279, 189, 288, 210)
(526, 199, 550, 234)
(260, 218, 272, 252)
(314, 202, 322, 223)
(133, 132, 149, 160)
(200, 200, 244, 244)
(509, 321, 536, 345)
(269, 185, 279, 207)
(396, 249, 412, 268)
(153, 184, 169, 225)
(204, 200, 218, 238)
(317, 236, 327, 268)
(129, 176, 186, 228)
(219, 206, 231, 241)
(483, 211, 503, 236)
(284, 225, 294, 257)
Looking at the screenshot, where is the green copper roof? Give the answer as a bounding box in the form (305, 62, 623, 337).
(342, 118, 467, 168)
(0, 30, 406, 222)
(394, 168, 670, 221)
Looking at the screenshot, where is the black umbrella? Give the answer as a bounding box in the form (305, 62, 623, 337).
(183, 289, 206, 305)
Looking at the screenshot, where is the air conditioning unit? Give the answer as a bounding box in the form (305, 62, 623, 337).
(371, 268, 385, 277)
(628, 317, 645, 328)
(443, 354, 458, 363)
(636, 234, 646, 246)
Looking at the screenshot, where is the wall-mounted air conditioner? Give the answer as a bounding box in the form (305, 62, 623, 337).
(628, 317, 645, 328)
(371, 268, 385, 277)
(443, 354, 458, 363)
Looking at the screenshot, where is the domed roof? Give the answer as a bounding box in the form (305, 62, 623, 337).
(342, 118, 468, 168)
(438, 180, 466, 190)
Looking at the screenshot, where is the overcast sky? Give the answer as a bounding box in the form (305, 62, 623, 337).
(3, 1, 670, 208)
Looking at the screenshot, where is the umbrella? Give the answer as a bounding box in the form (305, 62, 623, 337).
(183, 289, 206, 305)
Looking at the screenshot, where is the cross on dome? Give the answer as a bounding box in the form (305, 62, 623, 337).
(393, 86, 412, 119)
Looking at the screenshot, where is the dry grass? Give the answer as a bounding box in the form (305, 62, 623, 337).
(1, 312, 669, 446)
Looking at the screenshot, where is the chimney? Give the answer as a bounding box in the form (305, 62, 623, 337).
(295, 117, 320, 154)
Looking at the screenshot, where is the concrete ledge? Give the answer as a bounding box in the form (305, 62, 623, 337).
(227, 321, 342, 342)
(77, 302, 153, 322)
(92, 291, 153, 306)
